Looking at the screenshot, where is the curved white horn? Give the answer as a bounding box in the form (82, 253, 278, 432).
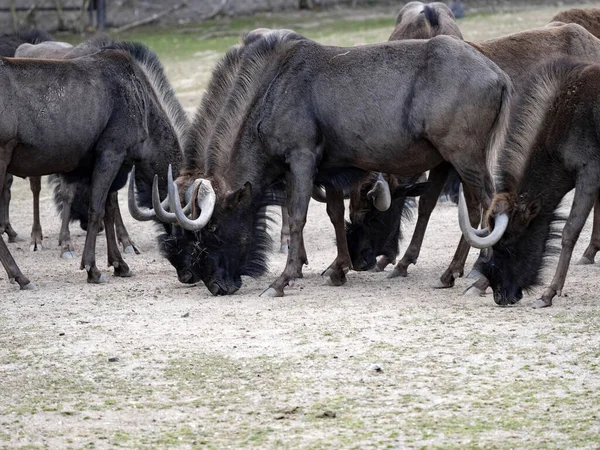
(458, 185, 509, 249)
(152, 175, 178, 223)
(128, 166, 155, 221)
(367, 173, 391, 211)
(168, 165, 215, 231)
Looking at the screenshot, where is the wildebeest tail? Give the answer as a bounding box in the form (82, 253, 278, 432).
(48, 175, 90, 226)
(423, 5, 440, 28)
(0, 29, 53, 57)
(495, 58, 592, 192)
(484, 73, 512, 187)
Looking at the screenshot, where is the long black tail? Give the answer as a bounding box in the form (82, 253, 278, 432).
(48, 175, 91, 230)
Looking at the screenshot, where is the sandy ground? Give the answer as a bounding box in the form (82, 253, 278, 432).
(1, 179, 599, 448)
(2, 4, 600, 448)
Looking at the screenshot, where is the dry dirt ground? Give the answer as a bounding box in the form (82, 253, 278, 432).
(2, 4, 600, 449)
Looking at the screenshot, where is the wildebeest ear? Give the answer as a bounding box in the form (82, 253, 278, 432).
(392, 182, 430, 199)
(227, 182, 252, 208)
(525, 197, 542, 224)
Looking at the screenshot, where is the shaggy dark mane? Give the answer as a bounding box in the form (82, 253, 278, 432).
(183, 43, 245, 175)
(242, 208, 274, 278)
(496, 58, 591, 192)
(423, 4, 440, 28)
(205, 29, 306, 174)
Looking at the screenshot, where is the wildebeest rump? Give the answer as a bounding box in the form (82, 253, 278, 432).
(0, 29, 53, 244)
(460, 58, 600, 308)
(0, 47, 185, 288)
(550, 8, 600, 39)
(162, 30, 511, 296)
(13, 37, 160, 258)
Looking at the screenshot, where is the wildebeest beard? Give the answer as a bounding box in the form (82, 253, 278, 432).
(159, 197, 273, 295)
(478, 207, 564, 306)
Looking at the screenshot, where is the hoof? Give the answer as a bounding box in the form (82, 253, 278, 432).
(576, 256, 594, 265)
(8, 235, 23, 243)
(114, 268, 134, 278)
(532, 298, 552, 309)
(279, 244, 289, 254)
(432, 278, 454, 289)
(21, 282, 38, 291)
(123, 245, 135, 255)
(61, 251, 76, 260)
(322, 267, 333, 277)
(464, 285, 486, 296)
(466, 269, 483, 280)
(87, 274, 107, 284)
(29, 243, 43, 252)
(387, 268, 407, 279)
(260, 287, 283, 297)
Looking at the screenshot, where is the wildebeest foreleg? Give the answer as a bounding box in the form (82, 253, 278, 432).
(104, 191, 133, 277)
(434, 182, 481, 288)
(577, 198, 600, 265)
(322, 186, 351, 286)
(534, 183, 597, 308)
(389, 164, 450, 278)
(29, 176, 43, 251)
(80, 149, 126, 284)
(58, 179, 77, 259)
(0, 174, 18, 242)
(263, 156, 314, 297)
(0, 154, 32, 289)
(280, 206, 290, 254)
(113, 196, 140, 255)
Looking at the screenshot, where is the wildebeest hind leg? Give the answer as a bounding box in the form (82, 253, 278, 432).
(577, 198, 600, 265)
(435, 182, 481, 288)
(535, 183, 597, 308)
(0, 174, 19, 242)
(263, 155, 314, 296)
(80, 148, 126, 284)
(322, 186, 351, 286)
(29, 176, 43, 251)
(58, 178, 77, 259)
(113, 195, 140, 255)
(104, 191, 132, 277)
(389, 164, 449, 278)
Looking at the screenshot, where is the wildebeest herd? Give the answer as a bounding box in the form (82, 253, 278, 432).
(1, 4, 600, 309)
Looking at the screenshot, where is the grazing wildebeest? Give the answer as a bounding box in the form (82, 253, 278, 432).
(0, 44, 186, 288)
(14, 37, 147, 258)
(347, 1, 465, 274)
(459, 58, 600, 308)
(550, 8, 600, 38)
(0, 29, 53, 244)
(132, 29, 330, 287)
(158, 29, 511, 296)
(355, 7, 600, 291)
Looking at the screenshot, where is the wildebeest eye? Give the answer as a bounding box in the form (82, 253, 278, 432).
(208, 224, 217, 233)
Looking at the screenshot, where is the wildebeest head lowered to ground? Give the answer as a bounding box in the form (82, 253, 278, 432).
(158, 29, 511, 297)
(459, 58, 600, 308)
(0, 45, 186, 288)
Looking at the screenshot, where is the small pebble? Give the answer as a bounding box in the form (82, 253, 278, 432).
(108, 357, 120, 363)
(182, 312, 190, 318)
(370, 364, 382, 372)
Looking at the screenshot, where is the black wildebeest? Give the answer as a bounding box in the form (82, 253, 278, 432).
(157, 29, 511, 296)
(355, 4, 600, 291)
(0, 44, 186, 288)
(459, 58, 600, 308)
(0, 29, 53, 245)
